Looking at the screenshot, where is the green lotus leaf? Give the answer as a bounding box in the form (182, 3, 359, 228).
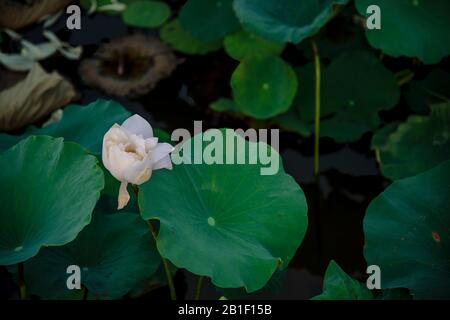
(355, 0, 450, 64)
(233, 0, 349, 44)
(231, 55, 298, 119)
(364, 160, 450, 299)
(14, 212, 160, 299)
(160, 19, 222, 55)
(224, 30, 285, 61)
(123, 1, 171, 28)
(406, 70, 450, 114)
(139, 130, 308, 292)
(0, 136, 104, 266)
(376, 103, 450, 180)
(294, 51, 399, 142)
(0, 100, 131, 154)
(179, 0, 240, 42)
(312, 260, 373, 300)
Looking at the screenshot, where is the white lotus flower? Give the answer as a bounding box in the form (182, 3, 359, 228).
(102, 114, 174, 210)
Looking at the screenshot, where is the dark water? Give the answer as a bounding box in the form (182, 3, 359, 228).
(0, 4, 405, 300)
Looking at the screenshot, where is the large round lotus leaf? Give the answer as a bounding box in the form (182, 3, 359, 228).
(0, 100, 130, 154)
(179, 0, 240, 42)
(123, 1, 171, 28)
(231, 55, 298, 119)
(233, 0, 349, 44)
(406, 70, 450, 114)
(224, 30, 285, 61)
(0, 136, 104, 266)
(376, 103, 450, 180)
(160, 19, 222, 55)
(294, 51, 399, 142)
(15, 212, 160, 299)
(312, 261, 373, 300)
(364, 160, 450, 299)
(355, 0, 450, 64)
(139, 130, 308, 292)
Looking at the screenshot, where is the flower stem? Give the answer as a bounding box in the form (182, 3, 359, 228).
(18, 262, 26, 300)
(195, 276, 204, 300)
(145, 220, 177, 300)
(311, 39, 321, 178)
(131, 185, 177, 300)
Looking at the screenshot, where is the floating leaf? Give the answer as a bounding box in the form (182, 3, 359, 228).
(375, 103, 450, 180)
(179, 0, 240, 42)
(224, 30, 285, 61)
(364, 160, 450, 299)
(123, 1, 171, 28)
(139, 130, 308, 292)
(0, 136, 104, 266)
(233, 0, 349, 44)
(160, 19, 222, 55)
(0, 100, 131, 154)
(355, 0, 450, 64)
(0, 63, 76, 132)
(294, 51, 399, 142)
(231, 55, 298, 119)
(312, 260, 373, 300)
(14, 212, 160, 299)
